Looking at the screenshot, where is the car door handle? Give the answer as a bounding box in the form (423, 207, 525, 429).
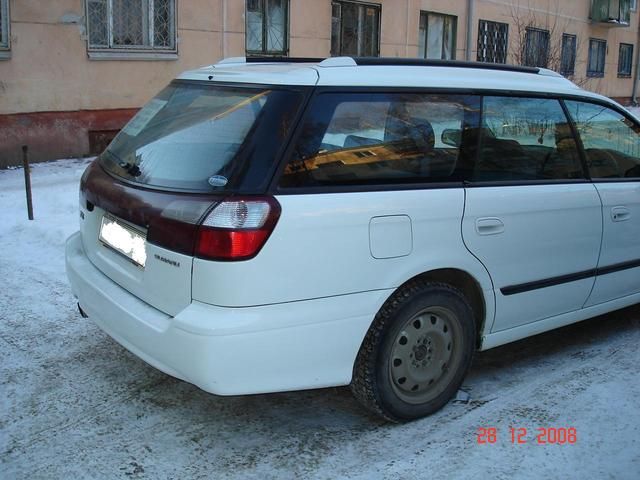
(475, 217, 505, 235)
(611, 206, 631, 222)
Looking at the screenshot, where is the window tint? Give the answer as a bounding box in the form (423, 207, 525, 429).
(101, 83, 303, 192)
(473, 97, 584, 181)
(565, 100, 640, 179)
(279, 93, 479, 188)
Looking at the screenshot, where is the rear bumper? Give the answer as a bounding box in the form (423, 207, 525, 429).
(65, 232, 387, 395)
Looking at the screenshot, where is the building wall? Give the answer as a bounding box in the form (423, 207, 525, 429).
(1, 0, 639, 166)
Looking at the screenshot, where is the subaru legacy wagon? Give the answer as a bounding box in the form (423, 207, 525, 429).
(66, 57, 640, 421)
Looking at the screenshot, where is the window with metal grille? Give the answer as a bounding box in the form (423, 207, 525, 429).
(618, 43, 633, 77)
(0, 0, 9, 51)
(419, 12, 456, 60)
(477, 20, 508, 63)
(246, 0, 289, 56)
(331, 1, 381, 57)
(587, 38, 607, 77)
(86, 0, 176, 52)
(523, 27, 550, 68)
(560, 34, 577, 76)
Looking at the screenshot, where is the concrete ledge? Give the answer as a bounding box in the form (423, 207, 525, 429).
(87, 51, 178, 61)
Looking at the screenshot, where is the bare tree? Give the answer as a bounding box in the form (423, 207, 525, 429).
(508, 0, 591, 88)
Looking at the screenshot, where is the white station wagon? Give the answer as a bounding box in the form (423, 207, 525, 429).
(66, 57, 640, 421)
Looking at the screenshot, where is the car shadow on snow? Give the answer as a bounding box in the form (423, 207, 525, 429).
(44, 303, 639, 476)
(86, 302, 640, 428)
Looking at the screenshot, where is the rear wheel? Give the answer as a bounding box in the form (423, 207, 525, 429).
(351, 281, 476, 422)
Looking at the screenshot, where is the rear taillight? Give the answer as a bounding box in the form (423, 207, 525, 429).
(195, 196, 281, 261)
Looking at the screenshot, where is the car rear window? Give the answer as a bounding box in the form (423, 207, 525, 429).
(100, 82, 304, 192)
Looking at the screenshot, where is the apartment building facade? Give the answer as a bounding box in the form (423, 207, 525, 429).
(1, 0, 639, 165)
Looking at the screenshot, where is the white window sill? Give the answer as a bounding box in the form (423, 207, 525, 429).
(0, 50, 11, 60)
(88, 51, 178, 61)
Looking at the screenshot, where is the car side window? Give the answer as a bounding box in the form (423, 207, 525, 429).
(472, 96, 585, 182)
(278, 93, 479, 188)
(564, 100, 640, 179)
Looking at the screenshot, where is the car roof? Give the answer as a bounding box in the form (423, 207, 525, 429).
(176, 56, 609, 103)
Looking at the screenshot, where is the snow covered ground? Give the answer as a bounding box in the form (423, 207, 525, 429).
(1, 157, 640, 480)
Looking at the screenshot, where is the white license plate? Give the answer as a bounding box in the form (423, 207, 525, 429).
(99, 214, 147, 267)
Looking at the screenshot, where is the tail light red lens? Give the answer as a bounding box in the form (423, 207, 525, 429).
(195, 196, 281, 261)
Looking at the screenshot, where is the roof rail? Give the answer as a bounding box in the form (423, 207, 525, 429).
(318, 57, 358, 67)
(245, 56, 326, 63)
(352, 57, 540, 74)
(215, 57, 246, 65)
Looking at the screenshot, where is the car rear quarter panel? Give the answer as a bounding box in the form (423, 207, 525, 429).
(191, 189, 495, 328)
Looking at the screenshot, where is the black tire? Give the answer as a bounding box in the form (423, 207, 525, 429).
(351, 280, 476, 422)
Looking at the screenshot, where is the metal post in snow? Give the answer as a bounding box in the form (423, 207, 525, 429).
(22, 145, 34, 221)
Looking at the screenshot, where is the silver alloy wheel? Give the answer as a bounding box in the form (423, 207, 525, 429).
(388, 306, 463, 405)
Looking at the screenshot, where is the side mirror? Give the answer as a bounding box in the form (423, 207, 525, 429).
(441, 129, 462, 147)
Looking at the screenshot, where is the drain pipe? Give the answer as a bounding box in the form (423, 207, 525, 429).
(466, 0, 475, 61)
(632, 13, 640, 105)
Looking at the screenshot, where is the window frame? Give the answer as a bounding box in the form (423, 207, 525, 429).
(587, 38, 607, 77)
(269, 87, 640, 194)
(560, 33, 577, 76)
(473, 95, 588, 183)
(522, 27, 550, 68)
(85, 0, 177, 59)
(0, 0, 10, 58)
(563, 97, 640, 182)
(245, 0, 290, 57)
(419, 11, 457, 60)
(631, 0, 637, 11)
(618, 42, 634, 77)
(330, 0, 382, 57)
(477, 19, 509, 64)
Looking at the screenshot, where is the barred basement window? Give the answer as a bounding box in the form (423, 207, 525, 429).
(246, 0, 289, 56)
(618, 43, 633, 77)
(587, 38, 607, 77)
(86, 0, 176, 52)
(331, 1, 381, 57)
(0, 0, 10, 51)
(523, 27, 550, 68)
(560, 34, 577, 76)
(477, 20, 508, 64)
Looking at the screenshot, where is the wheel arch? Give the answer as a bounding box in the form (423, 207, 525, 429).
(377, 268, 488, 349)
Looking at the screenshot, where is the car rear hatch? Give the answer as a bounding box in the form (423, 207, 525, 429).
(78, 80, 305, 316)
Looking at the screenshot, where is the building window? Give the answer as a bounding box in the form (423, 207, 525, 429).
(418, 12, 456, 60)
(0, 0, 9, 52)
(560, 34, 577, 76)
(587, 38, 607, 77)
(331, 1, 381, 57)
(522, 27, 550, 68)
(618, 43, 633, 77)
(477, 20, 508, 64)
(632, 0, 638, 11)
(86, 0, 176, 52)
(246, 0, 289, 56)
